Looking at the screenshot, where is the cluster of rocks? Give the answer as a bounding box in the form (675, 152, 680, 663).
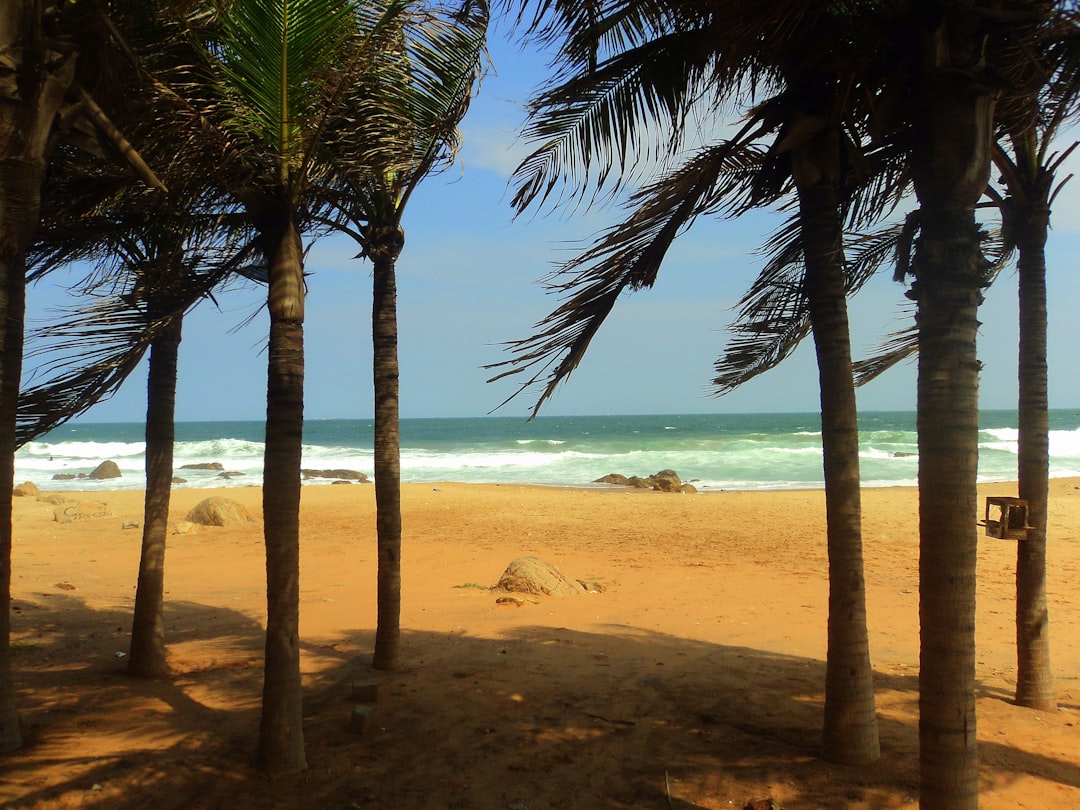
(13, 482, 113, 523)
(179, 462, 246, 482)
(12, 481, 260, 531)
(593, 468, 697, 494)
(302, 469, 369, 484)
(47, 459, 370, 486)
(52, 459, 122, 481)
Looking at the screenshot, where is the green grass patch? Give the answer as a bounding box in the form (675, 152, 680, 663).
(452, 583, 489, 591)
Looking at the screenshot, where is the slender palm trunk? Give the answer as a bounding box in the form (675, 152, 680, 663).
(0, 0, 75, 751)
(1015, 200, 1054, 709)
(0, 256, 26, 753)
(797, 178, 880, 765)
(128, 316, 182, 677)
(371, 226, 404, 672)
(256, 206, 307, 774)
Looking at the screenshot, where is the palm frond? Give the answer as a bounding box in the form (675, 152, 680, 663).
(195, 0, 358, 186)
(18, 301, 165, 447)
(852, 320, 917, 387)
(711, 211, 904, 395)
(317, 0, 489, 239)
(486, 138, 766, 415)
(510, 26, 767, 214)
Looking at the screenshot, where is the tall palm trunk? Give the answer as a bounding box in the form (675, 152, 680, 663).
(1014, 194, 1054, 709)
(0, 258, 26, 753)
(128, 314, 182, 677)
(910, 59, 995, 808)
(371, 225, 404, 672)
(0, 0, 76, 752)
(914, 204, 986, 810)
(256, 205, 307, 774)
(795, 162, 880, 765)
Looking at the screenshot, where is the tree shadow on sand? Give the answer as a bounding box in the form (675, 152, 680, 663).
(4, 593, 265, 809)
(3, 598, 1079, 810)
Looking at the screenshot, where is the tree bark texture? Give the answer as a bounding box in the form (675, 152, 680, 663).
(914, 204, 987, 810)
(798, 177, 880, 766)
(371, 226, 404, 672)
(1014, 198, 1054, 710)
(909, 14, 995, 805)
(128, 316, 182, 678)
(257, 208, 307, 774)
(0, 0, 75, 752)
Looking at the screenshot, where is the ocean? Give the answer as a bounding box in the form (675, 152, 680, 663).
(13, 410, 1080, 493)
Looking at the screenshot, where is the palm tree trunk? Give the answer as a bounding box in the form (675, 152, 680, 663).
(0, 0, 75, 751)
(128, 315, 182, 677)
(797, 179, 880, 765)
(1015, 201, 1054, 710)
(914, 204, 985, 810)
(256, 206, 307, 774)
(371, 226, 404, 672)
(0, 255, 26, 753)
(908, 20, 995, 802)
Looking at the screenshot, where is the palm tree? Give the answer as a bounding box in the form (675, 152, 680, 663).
(989, 22, 1080, 710)
(0, 0, 164, 753)
(879, 3, 1062, 805)
(492, 0, 895, 764)
(0, 0, 82, 753)
(114, 0, 407, 771)
(842, 5, 1068, 801)
(317, 0, 488, 671)
(23, 194, 258, 678)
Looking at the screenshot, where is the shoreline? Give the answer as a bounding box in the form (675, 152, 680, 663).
(14, 473, 1078, 499)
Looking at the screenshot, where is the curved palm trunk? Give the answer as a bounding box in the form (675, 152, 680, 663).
(0, 0, 76, 751)
(910, 61, 995, 808)
(256, 206, 307, 774)
(797, 176, 880, 765)
(128, 315, 182, 677)
(1014, 199, 1054, 709)
(371, 226, 405, 672)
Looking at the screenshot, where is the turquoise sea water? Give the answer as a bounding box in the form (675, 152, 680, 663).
(14, 410, 1080, 492)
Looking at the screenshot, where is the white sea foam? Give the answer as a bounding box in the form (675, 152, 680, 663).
(13, 412, 1080, 492)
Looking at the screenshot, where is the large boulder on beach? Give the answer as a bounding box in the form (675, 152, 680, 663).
(186, 497, 255, 527)
(180, 462, 224, 471)
(13, 482, 40, 497)
(89, 460, 122, 480)
(495, 557, 587, 596)
(650, 469, 682, 492)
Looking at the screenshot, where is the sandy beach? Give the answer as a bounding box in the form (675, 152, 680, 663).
(2, 479, 1078, 809)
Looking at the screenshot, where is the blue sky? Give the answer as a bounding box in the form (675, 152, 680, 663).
(25, 29, 1080, 423)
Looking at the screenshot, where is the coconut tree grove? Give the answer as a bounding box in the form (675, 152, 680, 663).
(1, 0, 1077, 805)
